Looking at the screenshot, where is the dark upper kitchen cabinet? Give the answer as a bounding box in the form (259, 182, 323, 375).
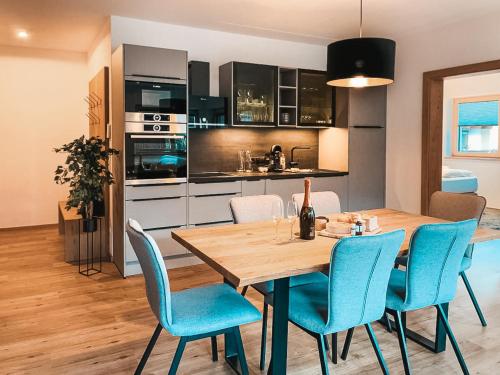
(219, 62, 278, 126)
(123, 44, 187, 80)
(297, 69, 335, 127)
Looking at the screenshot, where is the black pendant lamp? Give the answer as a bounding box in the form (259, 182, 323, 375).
(327, 0, 395, 88)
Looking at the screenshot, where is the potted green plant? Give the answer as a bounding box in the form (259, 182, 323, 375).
(54, 136, 119, 232)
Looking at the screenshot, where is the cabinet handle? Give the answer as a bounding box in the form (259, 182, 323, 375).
(191, 193, 239, 198)
(351, 125, 384, 129)
(130, 196, 184, 202)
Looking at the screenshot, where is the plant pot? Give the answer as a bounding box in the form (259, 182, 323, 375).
(83, 217, 98, 233)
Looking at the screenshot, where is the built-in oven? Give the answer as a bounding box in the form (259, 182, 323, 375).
(125, 122, 187, 185)
(125, 76, 187, 122)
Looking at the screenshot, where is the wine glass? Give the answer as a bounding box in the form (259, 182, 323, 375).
(287, 201, 298, 240)
(271, 200, 284, 241)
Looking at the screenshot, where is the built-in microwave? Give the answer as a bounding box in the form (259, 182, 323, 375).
(124, 123, 187, 185)
(125, 76, 187, 121)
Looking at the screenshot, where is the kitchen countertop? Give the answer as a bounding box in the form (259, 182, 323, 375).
(188, 169, 348, 183)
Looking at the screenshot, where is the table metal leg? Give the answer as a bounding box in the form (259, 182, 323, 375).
(223, 278, 243, 374)
(268, 277, 290, 375)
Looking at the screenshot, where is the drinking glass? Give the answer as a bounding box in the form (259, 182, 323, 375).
(287, 201, 298, 240)
(237, 150, 245, 172)
(271, 200, 284, 241)
(244, 150, 253, 172)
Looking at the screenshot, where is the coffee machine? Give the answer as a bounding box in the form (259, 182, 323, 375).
(269, 144, 284, 172)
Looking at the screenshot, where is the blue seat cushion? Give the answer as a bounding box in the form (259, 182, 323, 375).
(168, 283, 261, 336)
(385, 269, 407, 311)
(287, 281, 330, 334)
(252, 272, 328, 295)
(396, 255, 472, 272)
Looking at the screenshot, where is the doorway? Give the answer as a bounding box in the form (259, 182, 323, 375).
(420, 60, 500, 215)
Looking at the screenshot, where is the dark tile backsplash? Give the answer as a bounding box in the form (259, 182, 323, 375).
(189, 128, 319, 173)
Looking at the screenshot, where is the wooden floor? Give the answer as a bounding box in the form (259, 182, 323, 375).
(1, 226, 500, 374)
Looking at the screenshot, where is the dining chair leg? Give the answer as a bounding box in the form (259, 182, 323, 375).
(316, 334, 330, 375)
(134, 323, 162, 375)
(394, 310, 412, 375)
(365, 323, 389, 375)
(331, 333, 337, 364)
(233, 327, 249, 375)
(460, 271, 487, 327)
(340, 327, 354, 360)
(260, 302, 268, 371)
(211, 336, 218, 362)
(241, 285, 249, 296)
(436, 304, 470, 375)
(168, 337, 188, 375)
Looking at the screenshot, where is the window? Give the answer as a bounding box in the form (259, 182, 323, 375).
(452, 95, 500, 158)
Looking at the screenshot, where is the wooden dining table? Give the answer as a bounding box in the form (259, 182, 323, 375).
(172, 208, 500, 375)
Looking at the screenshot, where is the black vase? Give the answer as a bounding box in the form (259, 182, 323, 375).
(83, 217, 98, 233)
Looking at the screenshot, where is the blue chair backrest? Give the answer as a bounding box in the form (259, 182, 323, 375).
(326, 229, 405, 332)
(126, 219, 172, 328)
(404, 219, 477, 310)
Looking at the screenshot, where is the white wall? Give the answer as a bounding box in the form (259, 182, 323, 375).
(0, 46, 88, 228)
(87, 19, 111, 80)
(442, 73, 500, 208)
(386, 12, 500, 213)
(110, 16, 327, 96)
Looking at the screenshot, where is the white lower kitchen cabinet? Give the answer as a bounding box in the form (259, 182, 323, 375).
(188, 193, 240, 224)
(242, 179, 266, 196)
(265, 178, 306, 204)
(125, 197, 187, 229)
(125, 226, 187, 263)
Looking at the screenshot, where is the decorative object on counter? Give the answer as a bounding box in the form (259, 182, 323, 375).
(299, 178, 316, 240)
(326, 0, 396, 88)
(257, 166, 269, 173)
(54, 136, 119, 234)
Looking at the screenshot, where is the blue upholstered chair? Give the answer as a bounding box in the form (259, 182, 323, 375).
(395, 191, 487, 326)
(229, 194, 329, 369)
(126, 219, 261, 375)
(386, 220, 477, 375)
(284, 229, 405, 375)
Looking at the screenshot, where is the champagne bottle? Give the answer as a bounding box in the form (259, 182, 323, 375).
(299, 178, 316, 240)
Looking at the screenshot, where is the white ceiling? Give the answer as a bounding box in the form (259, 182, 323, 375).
(2, 0, 500, 53)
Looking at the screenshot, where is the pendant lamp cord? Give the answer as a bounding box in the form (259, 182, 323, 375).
(359, 0, 363, 38)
